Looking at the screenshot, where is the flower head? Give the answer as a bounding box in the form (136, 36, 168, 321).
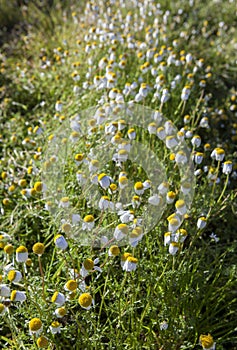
(0, 303, 7, 316)
(50, 321, 61, 334)
(37, 336, 49, 348)
(64, 280, 77, 292)
(29, 318, 43, 336)
(51, 291, 65, 306)
(122, 256, 138, 272)
(32, 242, 45, 256)
(108, 245, 120, 256)
(78, 293, 93, 310)
(199, 334, 215, 350)
(54, 235, 68, 250)
(16, 245, 28, 262)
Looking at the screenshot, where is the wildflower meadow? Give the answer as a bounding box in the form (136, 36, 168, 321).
(0, 0, 236, 349)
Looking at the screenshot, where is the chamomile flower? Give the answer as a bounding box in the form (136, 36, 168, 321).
(168, 214, 181, 232)
(4, 244, 14, 255)
(166, 191, 176, 204)
(164, 232, 172, 246)
(169, 242, 180, 255)
(55, 100, 63, 112)
(55, 307, 67, 318)
(119, 176, 128, 189)
(82, 215, 95, 230)
(34, 181, 47, 193)
(51, 291, 66, 306)
(222, 160, 232, 174)
(59, 197, 70, 208)
(50, 321, 61, 334)
(211, 148, 225, 161)
(78, 293, 94, 310)
(98, 173, 111, 189)
(0, 284, 10, 297)
(54, 234, 68, 250)
(132, 195, 141, 208)
(122, 256, 138, 272)
(175, 229, 188, 243)
(74, 153, 84, 165)
(36, 336, 49, 348)
(148, 194, 163, 206)
(118, 209, 134, 223)
(175, 199, 187, 215)
(191, 135, 201, 147)
(197, 216, 207, 229)
(8, 270, 22, 283)
(134, 181, 144, 195)
(166, 135, 178, 149)
(80, 258, 101, 277)
(158, 182, 169, 195)
(64, 280, 77, 292)
(32, 242, 45, 256)
(129, 227, 143, 247)
(195, 152, 204, 164)
(114, 223, 129, 241)
(108, 245, 120, 256)
(0, 303, 7, 316)
(16, 246, 28, 263)
(10, 290, 26, 302)
(199, 334, 216, 350)
(29, 318, 43, 336)
(98, 196, 114, 210)
(128, 128, 136, 140)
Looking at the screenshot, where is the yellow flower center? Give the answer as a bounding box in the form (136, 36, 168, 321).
(175, 200, 185, 208)
(19, 179, 27, 187)
(37, 336, 49, 348)
(169, 218, 179, 226)
(34, 182, 43, 192)
(121, 252, 132, 261)
(134, 182, 143, 190)
(8, 270, 16, 282)
(51, 292, 59, 303)
(117, 224, 129, 234)
(75, 153, 84, 161)
(127, 257, 138, 264)
(26, 258, 32, 266)
(51, 321, 60, 328)
(199, 334, 214, 348)
(109, 245, 120, 256)
(10, 290, 17, 301)
(29, 318, 42, 331)
(78, 293, 92, 308)
(119, 176, 128, 184)
(84, 215, 94, 223)
(16, 245, 28, 253)
(32, 243, 45, 255)
(0, 303, 5, 313)
(4, 244, 14, 255)
(109, 183, 117, 191)
(167, 191, 176, 199)
(98, 173, 107, 181)
(83, 258, 94, 270)
(62, 223, 72, 233)
(65, 280, 77, 291)
(57, 307, 66, 317)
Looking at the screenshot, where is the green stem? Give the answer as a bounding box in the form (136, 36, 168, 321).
(38, 256, 46, 301)
(217, 174, 229, 204)
(98, 266, 110, 324)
